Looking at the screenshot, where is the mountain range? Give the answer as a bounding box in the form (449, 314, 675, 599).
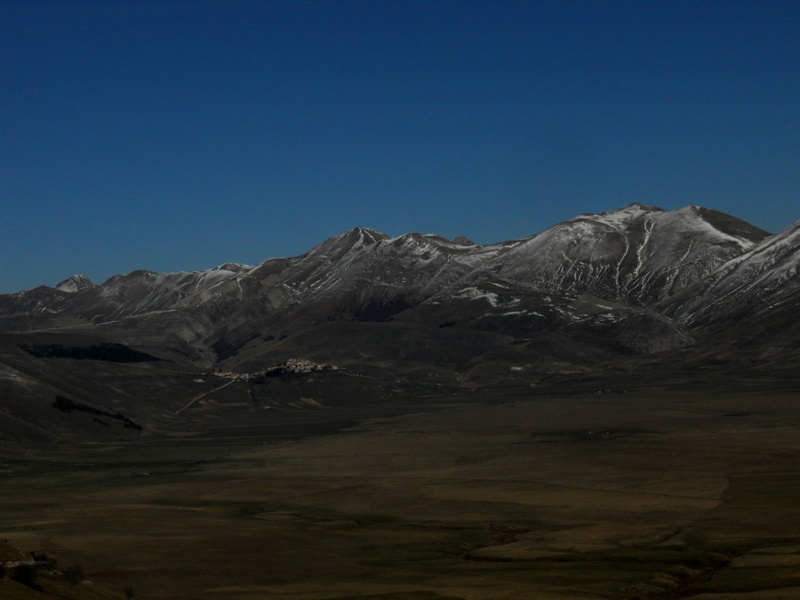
(1, 202, 799, 444)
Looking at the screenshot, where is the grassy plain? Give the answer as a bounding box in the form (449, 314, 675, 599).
(2, 386, 800, 599)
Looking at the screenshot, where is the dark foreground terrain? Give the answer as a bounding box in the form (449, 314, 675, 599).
(3, 378, 800, 600)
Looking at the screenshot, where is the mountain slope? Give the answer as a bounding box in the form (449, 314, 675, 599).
(664, 218, 800, 328)
(484, 203, 769, 304)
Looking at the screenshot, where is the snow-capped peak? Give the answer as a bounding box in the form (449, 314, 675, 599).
(55, 274, 96, 293)
(211, 263, 252, 272)
(572, 203, 663, 229)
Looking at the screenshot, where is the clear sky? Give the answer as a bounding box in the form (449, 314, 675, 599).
(2, 0, 799, 293)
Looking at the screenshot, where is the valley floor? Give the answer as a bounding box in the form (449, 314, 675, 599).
(2, 388, 800, 599)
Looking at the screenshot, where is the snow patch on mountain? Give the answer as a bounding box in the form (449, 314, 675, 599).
(454, 287, 500, 306)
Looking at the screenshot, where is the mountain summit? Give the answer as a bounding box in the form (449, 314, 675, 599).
(55, 274, 96, 293)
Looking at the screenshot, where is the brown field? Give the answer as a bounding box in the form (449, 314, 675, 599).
(2, 388, 800, 599)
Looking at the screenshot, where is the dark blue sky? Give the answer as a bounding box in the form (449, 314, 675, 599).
(2, 0, 799, 292)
